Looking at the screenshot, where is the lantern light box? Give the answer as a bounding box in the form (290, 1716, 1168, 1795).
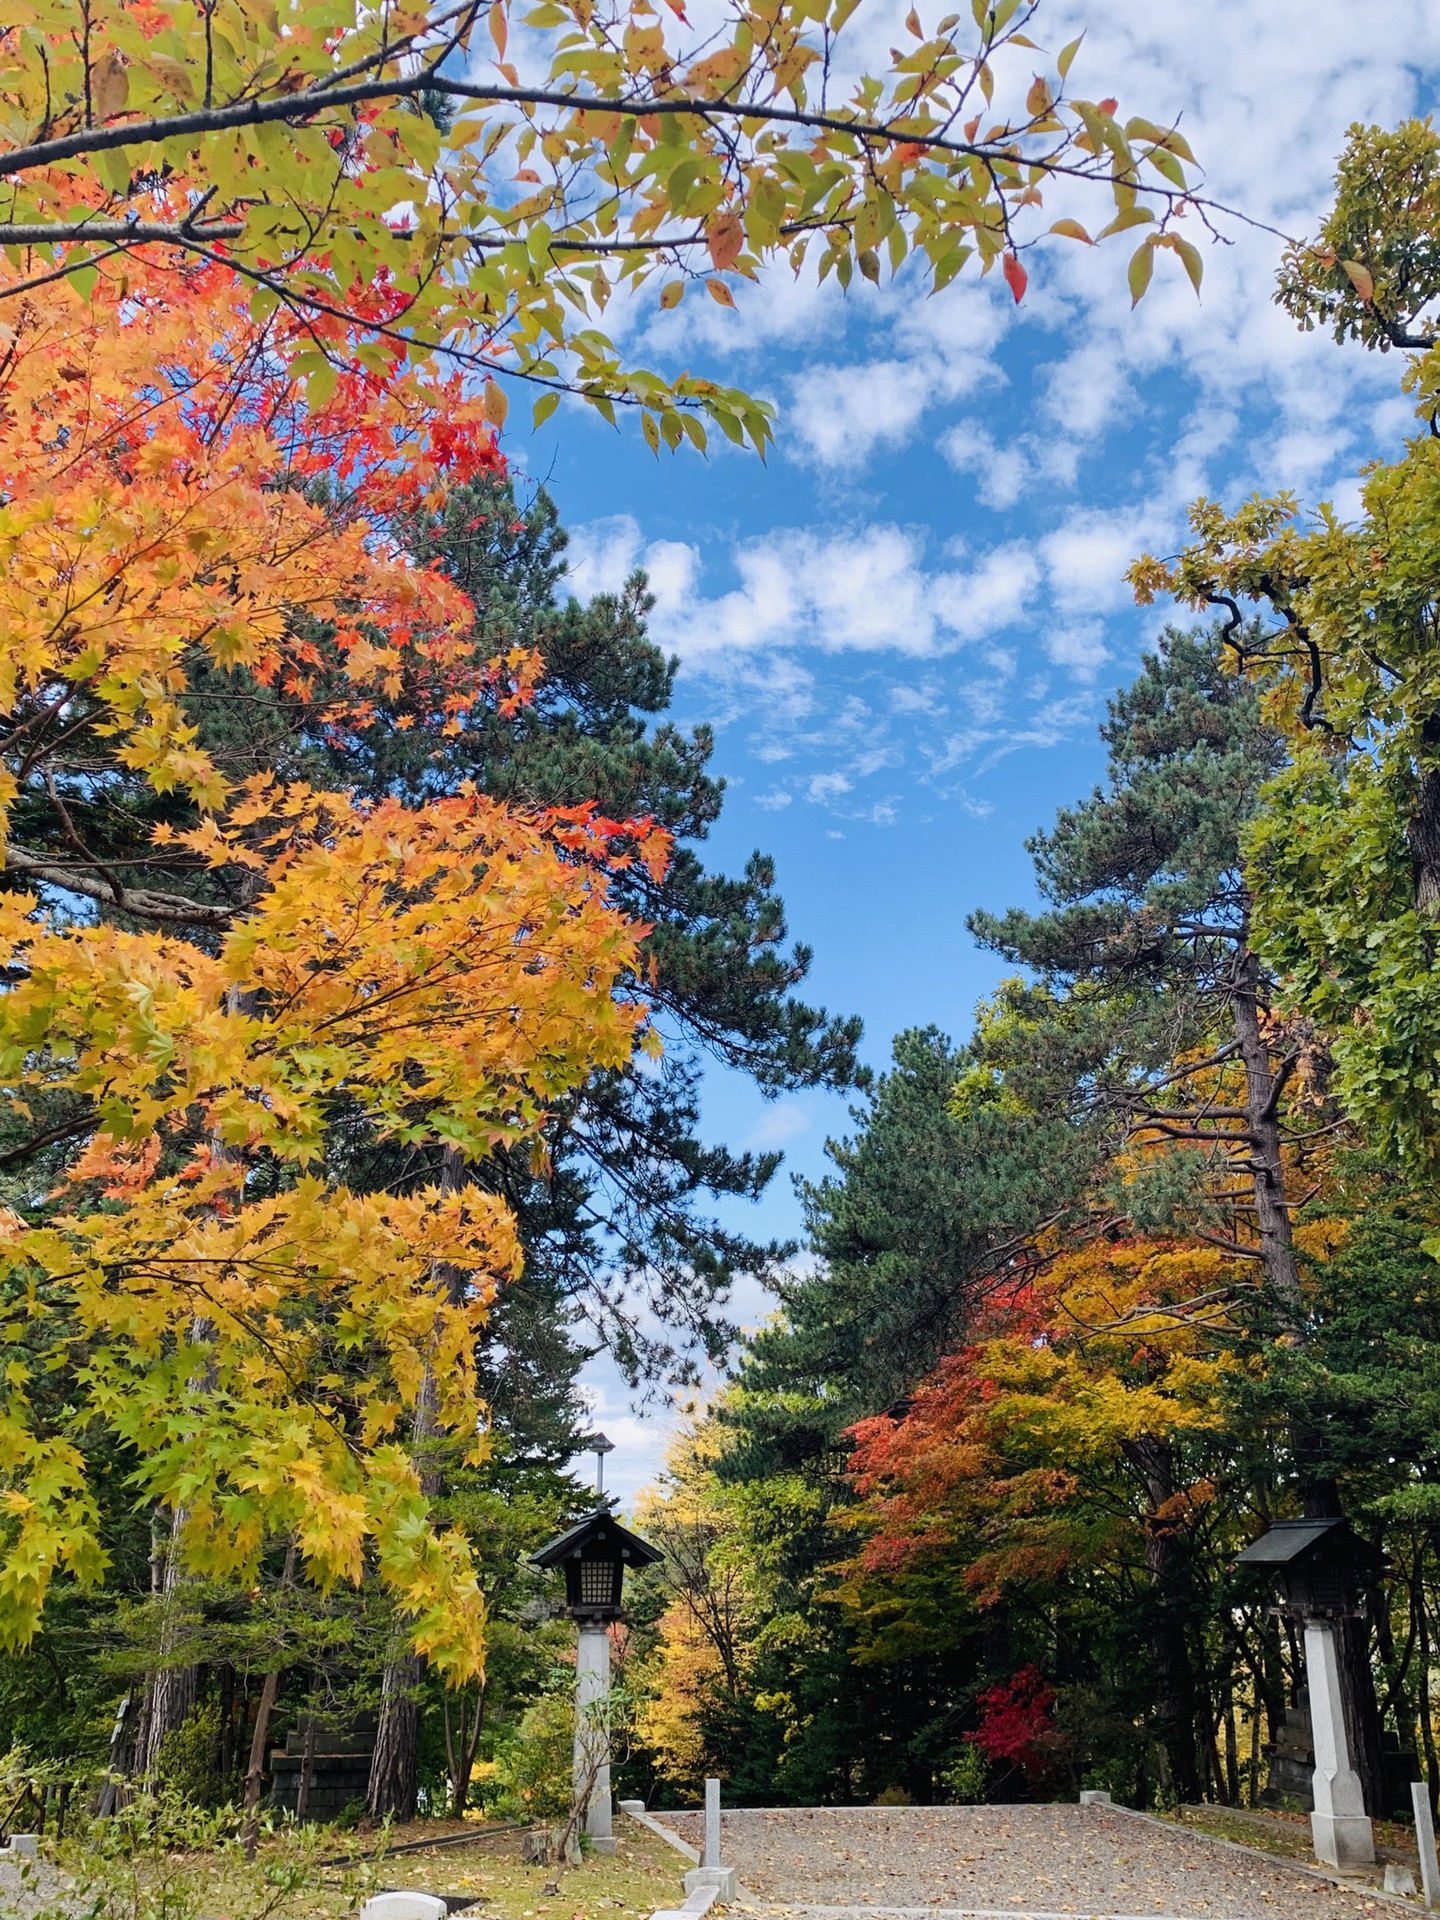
(1235, 1516, 1385, 1619)
(531, 1509, 663, 1622)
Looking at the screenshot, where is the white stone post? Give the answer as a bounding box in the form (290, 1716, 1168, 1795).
(685, 1777, 737, 1899)
(1304, 1618, 1375, 1869)
(575, 1623, 615, 1854)
(1412, 1780, 1440, 1909)
(704, 1776, 721, 1868)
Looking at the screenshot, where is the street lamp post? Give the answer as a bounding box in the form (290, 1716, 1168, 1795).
(531, 1437, 662, 1855)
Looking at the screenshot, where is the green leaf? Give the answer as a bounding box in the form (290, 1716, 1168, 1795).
(1056, 33, 1083, 79)
(307, 359, 339, 409)
(532, 390, 561, 429)
(96, 146, 134, 195)
(1166, 231, 1203, 296)
(1097, 204, 1155, 240)
(1145, 146, 1188, 190)
(664, 157, 700, 216)
(1127, 237, 1155, 307)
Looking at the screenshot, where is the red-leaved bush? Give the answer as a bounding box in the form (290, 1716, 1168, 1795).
(966, 1666, 1057, 1771)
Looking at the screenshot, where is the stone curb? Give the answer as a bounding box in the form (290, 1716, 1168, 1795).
(623, 1807, 754, 1917)
(621, 1806, 700, 1865)
(651, 1884, 725, 1920)
(1100, 1800, 1421, 1912)
(724, 1907, 1291, 1920)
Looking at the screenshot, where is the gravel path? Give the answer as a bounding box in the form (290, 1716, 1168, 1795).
(653, 1805, 1404, 1920)
(0, 1853, 71, 1918)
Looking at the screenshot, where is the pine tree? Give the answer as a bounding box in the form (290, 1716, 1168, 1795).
(312, 476, 863, 1401)
(967, 624, 1387, 1813)
(734, 1026, 1085, 1472)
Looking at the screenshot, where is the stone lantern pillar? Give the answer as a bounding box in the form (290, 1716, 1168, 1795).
(1236, 1517, 1385, 1871)
(531, 1439, 663, 1854)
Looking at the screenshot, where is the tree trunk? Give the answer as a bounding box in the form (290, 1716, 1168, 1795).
(241, 1669, 283, 1850)
(241, 1541, 296, 1855)
(294, 1711, 317, 1824)
(1125, 1436, 1202, 1802)
(1408, 714, 1440, 913)
(368, 1654, 423, 1821)
(93, 1693, 132, 1817)
(1417, 1566, 1439, 1820)
(1223, 1677, 1240, 1806)
(135, 1505, 200, 1780)
(1229, 940, 1303, 1325)
(1230, 934, 1388, 1816)
(1247, 1674, 1262, 1807)
(368, 1148, 468, 1822)
(444, 1681, 487, 1818)
(219, 1662, 235, 1789)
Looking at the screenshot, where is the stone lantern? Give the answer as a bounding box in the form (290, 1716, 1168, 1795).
(531, 1439, 662, 1853)
(1236, 1517, 1385, 1870)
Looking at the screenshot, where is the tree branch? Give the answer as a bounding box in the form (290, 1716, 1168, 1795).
(4, 846, 233, 929)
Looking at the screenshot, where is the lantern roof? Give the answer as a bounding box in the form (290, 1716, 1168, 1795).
(530, 1507, 664, 1572)
(1235, 1517, 1384, 1572)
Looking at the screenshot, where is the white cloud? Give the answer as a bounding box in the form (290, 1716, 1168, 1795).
(1040, 510, 1156, 618)
(1045, 623, 1110, 677)
(940, 422, 1029, 509)
(584, 520, 1046, 671)
(788, 359, 934, 466)
(565, 514, 700, 616)
(743, 1099, 812, 1151)
(1040, 340, 1135, 440)
(785, 283, 1009, 467)
(807, 771, 852, 804)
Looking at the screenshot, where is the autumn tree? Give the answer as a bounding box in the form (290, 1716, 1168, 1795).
(1, 0, 1210, 447)
(0, 255, 662, 1742)
(54, 456, 867, 1813)
(658, 1028, 1093, 1803)
(633, 1419, 760, 1792)
(635, 1386, 956, 1804)
(840, 1235, 1254, 1802)
(964, 625, 1400, 1806)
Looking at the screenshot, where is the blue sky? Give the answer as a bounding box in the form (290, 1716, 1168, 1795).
(504, 0, 1440, 1498)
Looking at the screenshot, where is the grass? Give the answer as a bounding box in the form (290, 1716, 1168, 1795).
(1170, 1804, 1319, 1864)
(313, 1816, 687, 1920)
(1164, 1801, 1424, 1888)
(39, 1813, 688, 1920)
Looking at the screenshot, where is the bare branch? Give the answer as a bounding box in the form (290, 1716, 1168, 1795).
(4, 846, 233, 929)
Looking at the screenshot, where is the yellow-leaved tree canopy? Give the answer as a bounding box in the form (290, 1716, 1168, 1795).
(0, 252, 667, 1670)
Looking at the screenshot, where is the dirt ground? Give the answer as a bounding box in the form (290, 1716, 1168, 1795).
(655, 1802, 1414, 1920)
